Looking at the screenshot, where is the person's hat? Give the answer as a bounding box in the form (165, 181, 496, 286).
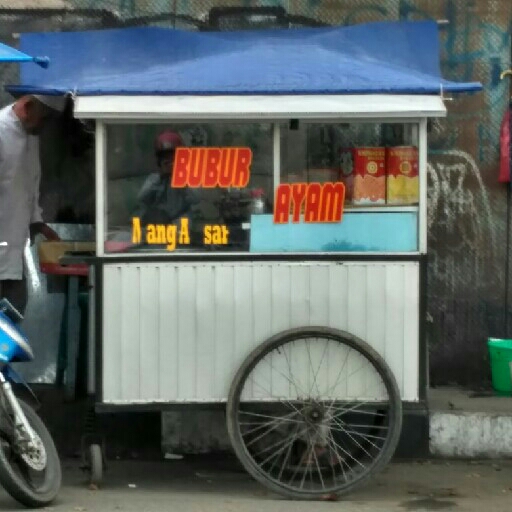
(155, 130, 183, 152)
(33, 94, 67, 113)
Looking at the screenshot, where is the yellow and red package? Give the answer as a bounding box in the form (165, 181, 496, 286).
(352, 148, 386, 205)
(386, 146, 419, 205)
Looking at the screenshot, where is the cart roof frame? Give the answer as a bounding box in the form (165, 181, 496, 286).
(74, 94, 447, 121)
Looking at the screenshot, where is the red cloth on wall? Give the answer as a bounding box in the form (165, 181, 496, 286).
(499, 107, 511, 183)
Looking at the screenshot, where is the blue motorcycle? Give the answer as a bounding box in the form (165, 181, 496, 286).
(0, 298, 61, 508)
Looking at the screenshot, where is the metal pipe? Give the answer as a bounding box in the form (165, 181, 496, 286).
(95, 122, 106, 257)
(418, 119, 428, 254)
(0, 372, 37, 445)
(273, 123, 281, 194)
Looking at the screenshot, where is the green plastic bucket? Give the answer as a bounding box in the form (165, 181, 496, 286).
(488, 338, 512, 394)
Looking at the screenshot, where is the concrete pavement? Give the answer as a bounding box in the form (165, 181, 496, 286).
(429, 387, 512, 458)
(0, 457, 511, 512)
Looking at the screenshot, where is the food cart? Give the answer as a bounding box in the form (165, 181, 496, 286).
(12, 20, 480, 499)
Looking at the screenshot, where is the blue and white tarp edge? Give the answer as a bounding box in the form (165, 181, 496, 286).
(0, 42, 49, 68)
(7, 20, 480, 97)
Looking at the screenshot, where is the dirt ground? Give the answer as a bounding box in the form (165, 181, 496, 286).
(0, 457, 510, 512)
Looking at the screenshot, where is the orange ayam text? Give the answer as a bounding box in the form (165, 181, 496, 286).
(273, 182, 346, 224)
(171, 147, 252, 188)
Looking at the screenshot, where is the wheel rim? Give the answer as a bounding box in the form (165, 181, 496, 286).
(231, 333, 400, 496)
(20, 432, 47, 472)
(0, 408, 53, 493)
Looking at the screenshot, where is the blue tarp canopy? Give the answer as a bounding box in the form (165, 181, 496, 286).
(0, 42, 49, 67)
(9, 20, 480, 97)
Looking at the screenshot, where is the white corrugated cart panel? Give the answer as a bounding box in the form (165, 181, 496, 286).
(102, 261, 420, 404)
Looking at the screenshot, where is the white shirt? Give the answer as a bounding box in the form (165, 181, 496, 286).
(0, 105, 43, 280)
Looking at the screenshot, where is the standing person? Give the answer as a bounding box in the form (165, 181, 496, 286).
(133, 130, 200, 225)
(0, 94, 65, 316)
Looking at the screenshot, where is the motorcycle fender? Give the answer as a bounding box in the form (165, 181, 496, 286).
(1, 365, 40, 410)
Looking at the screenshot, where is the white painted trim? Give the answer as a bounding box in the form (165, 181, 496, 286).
(430, 412, 512, 458)
(93, 117, 426, 126)
(418, 119, 428, 254)
(100, 251, 421, 259)
(74, 94, 447, 120)
(95, 122, 106, 257)
(273, 123, 281, 194)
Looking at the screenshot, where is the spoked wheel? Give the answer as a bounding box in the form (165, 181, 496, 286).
(0, 398, 61, 507)
(227, 327, 402, 500)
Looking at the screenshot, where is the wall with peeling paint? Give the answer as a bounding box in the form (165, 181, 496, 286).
(6, 0, 512, 388)
(406, 1, 512, 388)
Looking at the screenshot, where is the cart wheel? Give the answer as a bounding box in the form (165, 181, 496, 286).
(87, 444, 103, 487)
(226, 327, 402, 500)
